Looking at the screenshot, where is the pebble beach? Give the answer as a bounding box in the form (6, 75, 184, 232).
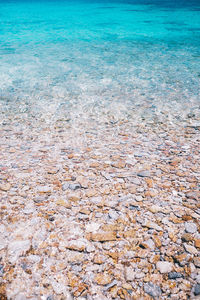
(0, 0, 200, 298)
(0, 108, 199, 299)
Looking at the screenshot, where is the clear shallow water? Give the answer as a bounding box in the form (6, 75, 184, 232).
(0, 0, 200, 122)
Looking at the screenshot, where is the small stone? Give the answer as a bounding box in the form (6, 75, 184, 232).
(194, 239, 200, 248)
(8, 240, 31, 263)
(193, 257, 200, 268)
(69, 183, 81, 191)
(62, 183, 69, 191)
(156, 261, 173, 273)
(185, 222, 197, 234)
(184, 243, 198, 255)
(181, 233, 194, 242)
(149, 205, 162, 213)
(137, 170, 150, 177)
(144, 282, 161, 298)
(124, 266, 135, 281)
(65, 240, 86, 252)
(144, 221, 163, 232)
(168, 272, 183, 279)
(37, 186, 52, 193)
(94, 273, 112, 285)
(0, 183, 11, 191)
(89, 232, 117, 242)
(194, 284, 200, 296)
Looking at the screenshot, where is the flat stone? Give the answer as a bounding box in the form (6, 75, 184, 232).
(184, 243, 198, 255)
(168, 272, 183, 279)
(65, 240, 86, 252)
(144, 221, 163, 232)
(0, 183, 11, 191)
(185, 222, 197, 234)
(89, 232, 117, 242)
(94, 273, 113, 285)
(37, 186, 52, 193)
(156, 261, 173, 273)
(144, 282, 161, 298)
(137, 170, 150, 177)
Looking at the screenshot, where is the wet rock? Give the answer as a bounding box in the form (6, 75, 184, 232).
(89, 232, 117, 242)
(184, 243, 198, 255)
(94, 273, 113, 285)
(185, 222, 197, 233)
(69, 183, 81, 190)
(124, 266, 135, 281)
(168, 272, 183, 279)
(144, 282, 162, 298)
(193, 257, 200, 268)
(137, 170, 150, 177)
(194, 284, 200, 296)
(8, 240, 31, 263)
(156, 261, 173, 273)
(0, 183, 11, 191)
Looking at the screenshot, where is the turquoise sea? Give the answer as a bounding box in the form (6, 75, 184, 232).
(0, 0, 200, 122)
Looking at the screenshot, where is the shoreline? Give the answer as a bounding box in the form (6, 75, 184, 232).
(0, 112, 199, 299)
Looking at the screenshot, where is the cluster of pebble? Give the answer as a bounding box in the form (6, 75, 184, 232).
(0, 111, 199, 299)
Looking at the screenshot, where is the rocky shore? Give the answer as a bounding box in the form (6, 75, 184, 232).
(0, 112, 199, 299)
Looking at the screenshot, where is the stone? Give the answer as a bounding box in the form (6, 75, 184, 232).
(124, 266, 135, 281)
(144, 282, 162, 298)
(193, 257, 200, 268)
(184, 244, 198, 255)
(181, 233, 194, 242)
(156, 261, 173, 273)
(8, 240, 31, 263)
(65, 240, 86, 252)
(185, 222, 197, 233)
(37, 186, 52, 193)
(194, 239, 200, 248)
(194, 284, 200, 296)
(89, 232, 117, 242)
(168, 272, 183, 280)
(137, 170, 150, 177)
(0, 183, 11, 191)
(69, 183, 81, 191)
(149, 205, 162, 213)
(144, 221, 163, 232)
(94, 273, 113, 285)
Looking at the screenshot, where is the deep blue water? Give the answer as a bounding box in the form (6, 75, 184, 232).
(0, 0, 200, 121)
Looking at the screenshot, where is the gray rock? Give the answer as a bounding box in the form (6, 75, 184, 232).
(69, 183, 81, 190)
(137, 170, 150, 177)
(185, 222, 197, 234)
(168, 272, 183, 279)
(62, 183, 69, 191)
(144, 282, 161, 298)
(194, 284, 200, 296)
